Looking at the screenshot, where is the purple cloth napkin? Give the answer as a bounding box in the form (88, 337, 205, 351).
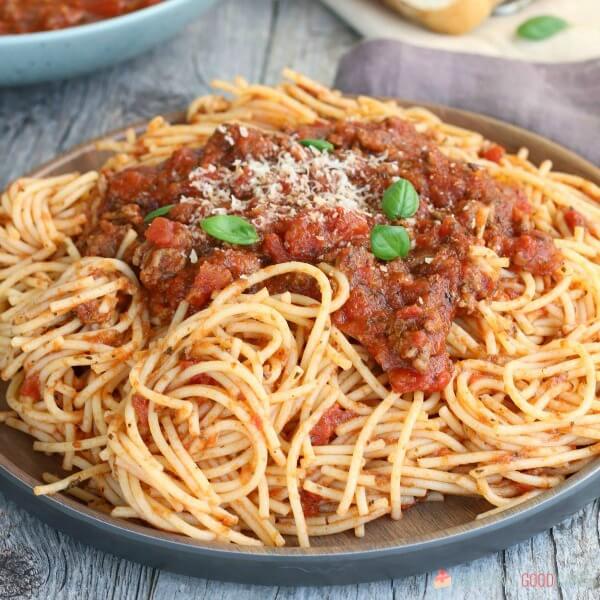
(335, 39, 600, 165)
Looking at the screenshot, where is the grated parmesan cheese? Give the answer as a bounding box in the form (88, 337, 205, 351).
(185, 125, 398, 231)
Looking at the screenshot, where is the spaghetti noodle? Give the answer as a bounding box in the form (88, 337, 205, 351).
(1, 71, 600, 548)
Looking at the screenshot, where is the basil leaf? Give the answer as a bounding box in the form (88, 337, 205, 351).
(382, 178, 419, 220)
(370, 225, 411, 261)
(200, 215, 259, 245)
(300, 138, 334, 152)
(144, 204, 175, 224)
(517, 16, 568, 41)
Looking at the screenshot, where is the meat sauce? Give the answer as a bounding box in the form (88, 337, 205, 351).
(131, 394, 150, 435)
(564, 208, 586, 232)
(21, 374, 41, 401)
(310, 404, 355, 446)
(299, 489, 323, 517)
(0, 0, 162, 34)
(78, 118, 563, 395)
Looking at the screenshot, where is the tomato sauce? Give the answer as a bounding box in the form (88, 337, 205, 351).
(480, 144, 505, 163)
(310, 404, 355, 446)
(0, 0, 163, 34)
(564, 208, 586, 232)
(131, 393, 150, 434)
(78, 118, 563, 396)
(21, 374, 41, 401)
(299, 489, 323, 517)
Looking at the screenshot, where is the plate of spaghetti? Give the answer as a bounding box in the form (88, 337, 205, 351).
(1, 70, 599, 585)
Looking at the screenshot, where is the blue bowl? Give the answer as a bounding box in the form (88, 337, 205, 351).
(0, 0, 217, 86)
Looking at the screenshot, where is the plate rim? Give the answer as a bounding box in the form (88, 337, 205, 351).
(2, 99, 600, 571)
(2, 446, 600, 559)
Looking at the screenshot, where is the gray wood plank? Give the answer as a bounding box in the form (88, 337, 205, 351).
(0, 491, 154, 600)
(263, 0, 358, 86)
(421, 556, 505, 600)
(503, 533, 562, 600)
(390, 574, 426, 599)
(149, 573, 279, 600)
(551, 499, 600, 600)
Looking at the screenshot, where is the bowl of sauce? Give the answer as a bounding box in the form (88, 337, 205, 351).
(0, 0, 217, 85)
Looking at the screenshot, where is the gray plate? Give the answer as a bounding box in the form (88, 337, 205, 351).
(1, 103, 599, 586)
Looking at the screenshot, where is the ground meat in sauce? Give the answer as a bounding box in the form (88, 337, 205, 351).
(299, 489, 323, 517)
(21, 374, 41, 401)
(75, 299, 112, 325)
(77, 118, 563, 394)
(131, 394, 150, 435)
(310, 403, 355, 446)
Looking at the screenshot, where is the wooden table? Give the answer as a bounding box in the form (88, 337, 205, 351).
(0, 1, 598, 598)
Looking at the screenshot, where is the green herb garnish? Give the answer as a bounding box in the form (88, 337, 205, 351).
(300, 138, 334, 152)
(144, 204, 175, 224)
(370, 224, 411, 261)
(200, 215, 259, 245)
(382, 178, 420, 220)
(517, 16, 568, 41)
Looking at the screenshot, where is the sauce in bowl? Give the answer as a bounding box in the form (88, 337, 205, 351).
(0, 0, 163, 34)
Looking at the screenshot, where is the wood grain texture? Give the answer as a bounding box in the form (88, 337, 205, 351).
(0, 0, 598, 598)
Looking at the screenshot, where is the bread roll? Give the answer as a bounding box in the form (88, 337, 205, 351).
(383, 0, 503, 35)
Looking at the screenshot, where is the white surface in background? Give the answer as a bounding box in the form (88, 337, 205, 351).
(321, 0, 600, 62)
